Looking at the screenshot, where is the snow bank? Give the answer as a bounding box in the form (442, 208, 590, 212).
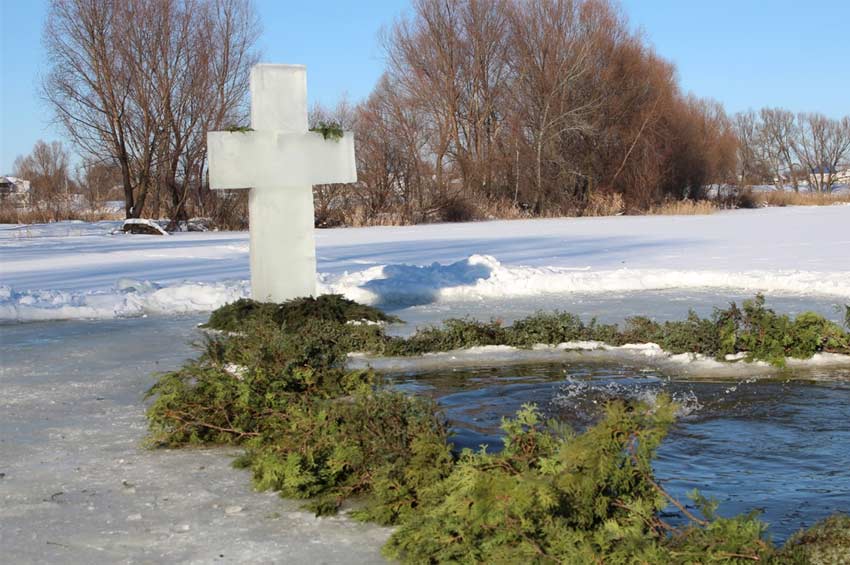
(0, 279, 249, 322)
(2, 252, 848, 322)
(319, 254, 850, 306)
(347, 342, 850, 377)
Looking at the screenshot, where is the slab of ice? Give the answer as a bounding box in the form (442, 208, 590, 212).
(207, 64, 357, 303)
(348, 343, 850, 378)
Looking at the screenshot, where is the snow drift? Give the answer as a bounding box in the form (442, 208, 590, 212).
(2, 253, 847, 322)
(320, 254, 850, 306)
(0, 279, 250, 322)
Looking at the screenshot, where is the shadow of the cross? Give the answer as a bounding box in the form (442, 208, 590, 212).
(360, 256, 494, 308)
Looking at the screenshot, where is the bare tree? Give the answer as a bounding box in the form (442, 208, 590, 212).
(44, 1, 137, 217)
(506, 0, 601, 212)
(758, 108, 800, 191)
(350, 0, 744, 224)
(733, 110, 763, 186)
(13, 140, 72, 215)
(795, 113, 850, 193)
(77, 157, 123, 208)
(156, 0, 260, 229)
(43, 0, 259, 223)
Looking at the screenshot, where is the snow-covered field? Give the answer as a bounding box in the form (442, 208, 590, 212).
(1, 206, 848, 322)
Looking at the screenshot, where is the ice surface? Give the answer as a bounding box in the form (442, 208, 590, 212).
(0, 316, 390, 564)
(1, 206, 848, 321)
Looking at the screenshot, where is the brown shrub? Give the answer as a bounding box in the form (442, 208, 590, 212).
(436, 195, 479, 223)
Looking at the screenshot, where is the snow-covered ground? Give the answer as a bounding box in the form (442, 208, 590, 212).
(1, 205, 848, 321)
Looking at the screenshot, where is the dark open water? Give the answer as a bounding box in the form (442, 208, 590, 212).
(390, 363, 850, 542)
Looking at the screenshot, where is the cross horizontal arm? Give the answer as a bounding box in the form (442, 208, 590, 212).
(208, 131, 357, 189)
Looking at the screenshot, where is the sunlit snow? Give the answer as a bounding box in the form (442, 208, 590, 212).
(1, 206, 848, 322)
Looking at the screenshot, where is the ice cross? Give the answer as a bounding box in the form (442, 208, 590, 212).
(207, 64, 356, 302)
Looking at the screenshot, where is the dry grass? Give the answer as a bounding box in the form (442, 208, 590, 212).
(646, 199, 718, 216)
(0, 202, 123, 224)
(475, 198, 533, 220)
(344, 206, 410, 227)
(757, 191, 850, 207)
(6, 188, 846, 230)
(582, 192, 626, 216)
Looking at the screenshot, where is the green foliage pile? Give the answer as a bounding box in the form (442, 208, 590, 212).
(145, 295, 850, 563)
(349, 295, 848, 367)
(147, 318, 452, 516)
(777, 513, 850, 564)
(204, 294, 400, 333)
(205, 294, 849, 367)
(385, 401, 788, 563)
(309, 120, 344, 141)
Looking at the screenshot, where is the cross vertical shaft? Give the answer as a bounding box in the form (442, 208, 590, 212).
(248, 65, 316, 301)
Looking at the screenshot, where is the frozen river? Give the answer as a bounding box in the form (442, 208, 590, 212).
(2, 291, 849, 562)
(3, 206, 849, 321)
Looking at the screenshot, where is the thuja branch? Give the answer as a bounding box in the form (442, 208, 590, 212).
(310, 121, 344, 141)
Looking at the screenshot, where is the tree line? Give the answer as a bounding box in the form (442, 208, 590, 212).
(340, 0, 739, 224)
(10, 0, 849, 227)
(733, 109, 850, 193)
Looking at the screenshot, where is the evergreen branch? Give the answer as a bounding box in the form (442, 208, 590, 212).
(310, 121, 344, 141)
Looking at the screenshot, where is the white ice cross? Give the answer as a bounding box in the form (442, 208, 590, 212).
(207, 64, 356, 302)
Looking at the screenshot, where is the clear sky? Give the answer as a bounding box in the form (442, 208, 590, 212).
(1, 0, 847, 173)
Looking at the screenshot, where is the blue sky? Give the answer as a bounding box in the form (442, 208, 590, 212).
(1, 0, 847, 173)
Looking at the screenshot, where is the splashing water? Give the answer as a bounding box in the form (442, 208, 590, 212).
(552, 377, 703, 422)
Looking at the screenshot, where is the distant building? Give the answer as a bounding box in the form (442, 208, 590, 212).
(808, 165, 850, 186)
(0, 176, 31, 204)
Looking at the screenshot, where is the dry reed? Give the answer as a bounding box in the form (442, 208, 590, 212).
(757, 191, 850, 207)
(0, 202, 122, 224)
(646, 199, 718, 215)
